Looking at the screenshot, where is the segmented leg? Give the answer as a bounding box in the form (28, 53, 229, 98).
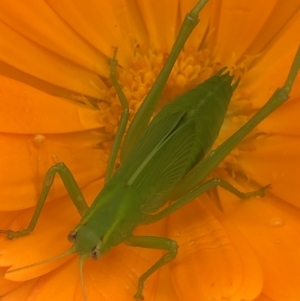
(105, 48, 130, 181)
(0, 162, 88, 239)
(142, 178, 269, 224)
(125, 235, 178, 300)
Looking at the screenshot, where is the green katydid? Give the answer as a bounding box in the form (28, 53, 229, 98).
(1, 0, 300, 300)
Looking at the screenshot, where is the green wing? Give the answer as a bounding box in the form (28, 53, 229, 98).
(115, 73, 236, 212)
(115, 108, 198, 213)
(132, 119, 197, 212)
(116, 111, 185, 181)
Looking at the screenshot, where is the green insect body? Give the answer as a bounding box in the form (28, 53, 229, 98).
(74, 71, 236, 254)
(1, 0, 300, 300)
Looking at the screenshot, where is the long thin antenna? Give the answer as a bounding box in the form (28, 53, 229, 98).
(79, 255, 89, 301)
(3, 247, 75, 275)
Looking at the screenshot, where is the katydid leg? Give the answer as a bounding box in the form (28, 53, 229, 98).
(121, 0, 210, 160)
(142, 178, 269, 224)
(0, 162, 88, 239)
(105, 48, 130, 182)
(125, 235, 178, 300)
(172, 46, 300, 198)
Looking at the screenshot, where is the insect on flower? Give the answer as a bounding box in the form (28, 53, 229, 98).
(0, 0, 300, 300)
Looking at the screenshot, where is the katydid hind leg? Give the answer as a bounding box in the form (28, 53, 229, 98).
(171, 46, 300, 199)
(142, 178, 269, 225)
(125, 235, 178, 300)
(0, 162, 88, 239)
(105, 48, 130, 182)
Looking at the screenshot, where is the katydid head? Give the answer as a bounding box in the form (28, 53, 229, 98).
(67, 224, 113, 301)
(68, 220, 113, 259)
(68, 226, 102, 261)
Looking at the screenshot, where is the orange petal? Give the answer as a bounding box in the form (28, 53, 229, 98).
(0, 0, 109, 76)
(0, 76, 102, 134)
(0, 128, 106, 210)
(243, 9, 300, 108)
(0, 77, 106, 210)
(212, 0, 278, 64)
(46, 0, 133, 67)
(0, 195, 79, 280)
(167, 194, 262, 301)
(205, 199, 263, 300)
(0, 267, 21, 295)
(151, 264, 180, 301)
(179, 0, 211, 49)
(254, 293, 276, 301)
(1, 279, 38, 301)
(226, 195, 300, 300)
(255, 96, 300, 136)
(0, 22, 105, 97)
(243, 0, 300, 59)
(136, 0, 179, 51)
(238, 135, 300, 208)
(110, 0, 149, 50)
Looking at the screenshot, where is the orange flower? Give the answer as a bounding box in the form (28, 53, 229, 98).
(0, 1, 299, 301)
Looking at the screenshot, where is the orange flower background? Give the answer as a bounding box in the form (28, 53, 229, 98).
(0, 0, 300, 301)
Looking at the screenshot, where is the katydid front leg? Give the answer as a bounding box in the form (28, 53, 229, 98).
(105, 48, 130, 182)
(0, 162, 88, 239)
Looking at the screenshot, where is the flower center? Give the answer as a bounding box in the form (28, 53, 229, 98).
(99, 46, 260, 182)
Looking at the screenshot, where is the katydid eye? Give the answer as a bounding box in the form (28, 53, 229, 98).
(90, 247, 100, 260)
(67, 230, 77, 243)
